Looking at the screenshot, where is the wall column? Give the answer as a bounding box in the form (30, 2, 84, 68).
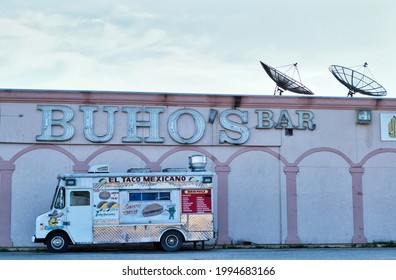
(284, 166, 301, 244)
(145, 163, 162, 172)
(73, 162, 89, 173)
(0, 161, 15, 247)
(350, 167, 367, 243)
(215, 165, 231, 244)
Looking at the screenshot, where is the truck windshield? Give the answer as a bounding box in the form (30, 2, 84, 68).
(51, 181, 65, 209)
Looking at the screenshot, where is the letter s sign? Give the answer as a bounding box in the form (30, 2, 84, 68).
(219, 109, 249, 145)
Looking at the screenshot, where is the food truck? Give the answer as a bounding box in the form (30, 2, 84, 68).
(32, 155, 214, 252)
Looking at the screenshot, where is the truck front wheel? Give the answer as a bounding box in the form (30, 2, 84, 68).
(46, 231, 69, 253)
(160, 230, 183, 252)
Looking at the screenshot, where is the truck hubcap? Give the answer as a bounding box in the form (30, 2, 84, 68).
(51, 237, 64, 249)
(166, 235, 178, 248)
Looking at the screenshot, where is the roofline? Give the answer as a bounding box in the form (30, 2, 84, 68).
(1, 88, 396, 110)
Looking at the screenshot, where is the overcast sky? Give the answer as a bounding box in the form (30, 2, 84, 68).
(0, 1, 395, 98)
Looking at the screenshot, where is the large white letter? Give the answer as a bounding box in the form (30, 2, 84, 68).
(122, 107, 165, 143)
(80, 105, 118, 143)
(275, 110, 294, 129)
(255, 109, 275, 129)
(296, 110, 316, 130)
(36, 105, 74, 141)
(167, 108, 205, 144)
(219, 109, 249, 144)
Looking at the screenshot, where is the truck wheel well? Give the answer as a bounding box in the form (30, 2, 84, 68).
(161, 229, 185, 241)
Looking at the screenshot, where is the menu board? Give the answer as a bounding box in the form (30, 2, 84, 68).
(182, 189, 212, 213)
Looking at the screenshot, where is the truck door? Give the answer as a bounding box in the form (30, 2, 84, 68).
(65, 189, 93, 243)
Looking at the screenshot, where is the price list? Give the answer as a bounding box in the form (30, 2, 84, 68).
(182, 189, 212, 213)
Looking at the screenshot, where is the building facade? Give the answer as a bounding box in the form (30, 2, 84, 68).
(1, 89, 396, 247)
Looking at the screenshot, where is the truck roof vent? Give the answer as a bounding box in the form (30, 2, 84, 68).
(162, 168, 188, 173)
(127, 168, 151, 173)
(88, 164, 110, 173)
(189, 155, 207, 172)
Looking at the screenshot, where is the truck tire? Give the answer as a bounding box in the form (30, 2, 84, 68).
(46, 231, 69, 253)
(152, 242, 162, 250)
(160, 230, 183, 252)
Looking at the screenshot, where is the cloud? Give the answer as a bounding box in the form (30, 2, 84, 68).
(0, 1, 394, 96)
(0, 5, 224, 92)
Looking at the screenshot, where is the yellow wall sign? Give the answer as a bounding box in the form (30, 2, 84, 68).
(380, 114, 396, 141)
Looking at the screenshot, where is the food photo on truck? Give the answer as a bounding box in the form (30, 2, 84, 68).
(31, 155, 215, 253)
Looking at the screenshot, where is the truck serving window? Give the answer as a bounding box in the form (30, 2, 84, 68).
(70, 191, 90, 206)
(129, 192, 170, 201)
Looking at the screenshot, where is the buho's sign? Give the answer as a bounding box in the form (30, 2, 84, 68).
(36, 105, 316, 145)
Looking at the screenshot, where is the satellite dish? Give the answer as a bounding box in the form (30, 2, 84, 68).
(329, 63, 387, 97)
(260, 61, 314, 95)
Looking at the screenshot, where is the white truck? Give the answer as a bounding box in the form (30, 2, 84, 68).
(32, 155, 214, 252)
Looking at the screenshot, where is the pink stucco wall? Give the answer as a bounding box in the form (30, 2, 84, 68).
(1, 89, 396, 247)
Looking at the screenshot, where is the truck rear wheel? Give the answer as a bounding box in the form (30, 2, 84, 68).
(46, 231, 69, 253)
(160, 230, 183, 252)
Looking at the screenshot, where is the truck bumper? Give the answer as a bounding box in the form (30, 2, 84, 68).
(32, 235, 45, 244)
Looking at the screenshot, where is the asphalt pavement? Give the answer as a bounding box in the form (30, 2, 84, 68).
(1, 246, 396, 260)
